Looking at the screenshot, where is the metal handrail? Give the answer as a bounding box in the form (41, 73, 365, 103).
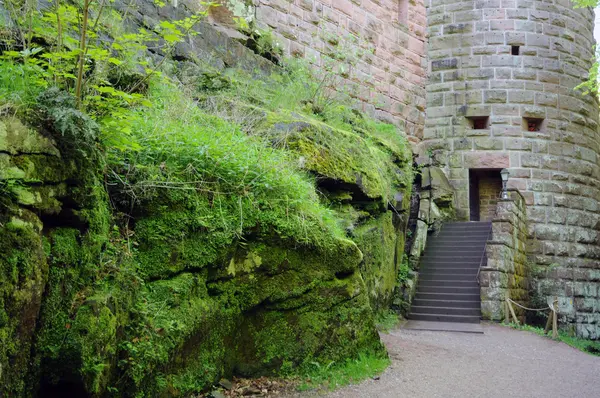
(476, 221, 493, 284)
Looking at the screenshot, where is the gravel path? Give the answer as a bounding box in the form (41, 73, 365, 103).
(311, 323, 600, 398)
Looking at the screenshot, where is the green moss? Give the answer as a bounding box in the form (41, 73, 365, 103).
(353, 213, 400, 310)
(0, 213, 48, 397)
(1, 38, 417, 396)
(254, 110, 412, 204)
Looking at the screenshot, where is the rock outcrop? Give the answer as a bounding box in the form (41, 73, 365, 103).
(0, 3, 414, 396)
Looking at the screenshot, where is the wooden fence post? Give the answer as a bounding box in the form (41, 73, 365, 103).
(552, 297, 558, 339)
(544, 311, 552, 334)
(504, 295, 510, 324)
(508, 299, 520, 325)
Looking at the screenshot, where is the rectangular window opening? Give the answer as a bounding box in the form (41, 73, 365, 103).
(398, 0, 408, 24)
(511, 46, 520, 56)
(467, 116, 489, 130)
(523, 118, 544, 132)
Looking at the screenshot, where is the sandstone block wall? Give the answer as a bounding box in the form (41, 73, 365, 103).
(479, 173, 502, 221)
(480, 191, 528, 321)
(423, 0, 600, 337)
(252, 0, 427, 140)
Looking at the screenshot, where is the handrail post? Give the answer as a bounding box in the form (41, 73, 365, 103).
(476, 222, 493, 284)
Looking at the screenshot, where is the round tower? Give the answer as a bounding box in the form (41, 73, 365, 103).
(424, 0, 600, 338)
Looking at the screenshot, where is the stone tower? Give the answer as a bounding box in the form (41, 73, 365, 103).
(423, 0, 600, 337)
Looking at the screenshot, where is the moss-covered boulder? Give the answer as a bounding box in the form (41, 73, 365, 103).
(250, 111, 413, 310)
(0, 82, 398, 396)
(0, 116, 101, 396)
(1, 22, 415, 395)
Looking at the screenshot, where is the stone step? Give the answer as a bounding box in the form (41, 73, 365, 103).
(442, 222, 491, 229)
(415, 285, 480, 300)
(420, 267, 480, 275)
(408, 221, 488, 324)
(428, 235, 489, 242)
(444, 222, 492, 226)
(415, 291, 481, 301)
(419, 259, 482, 267)
(423, 249, 484, 255)
(435, 231, 491, 236)
(413, 298, 481, 309)
(408, 313, 481, 324)
(427, 239, 486, 250)
(417, 280, 480, 289)
(420, 273, 478, 282)
(421, 254, 483, 261)
(410, 305, 481, 316)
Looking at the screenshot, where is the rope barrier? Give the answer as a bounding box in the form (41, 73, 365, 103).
(505, 296, 559, 338)
(506, 298, 551, 312)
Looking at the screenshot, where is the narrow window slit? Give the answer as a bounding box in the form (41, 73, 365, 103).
(523, 118, 544, 132)
(467, 116, 489, 130)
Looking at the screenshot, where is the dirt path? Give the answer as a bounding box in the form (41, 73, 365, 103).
(303, 323, 600, 398)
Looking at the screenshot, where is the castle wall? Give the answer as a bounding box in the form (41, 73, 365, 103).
(253, 0, 428, 140)
(423, 0, 600, 338)
(480, 191, 529, 321)
(478, 171, 502, 221)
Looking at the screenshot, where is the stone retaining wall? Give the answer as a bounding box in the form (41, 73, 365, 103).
(251, 0, 427, 140)
(480, 190, 529, 321)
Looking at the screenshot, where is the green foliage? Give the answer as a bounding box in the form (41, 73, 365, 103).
(397, 254, 411, 286)
(375, 309, 400, 332)
(227, 0, 255, 26)
(0, 1, 417, 395)
(0, 0, 211, 149)
(297, 351, 390, 392)
(109, 80, 346, 254)
(570, 0, 599, 97)
(195, 65, 413, 203)
(505, 323, 600, 356)
(250, 28, 283, 59)
(35, 88, 100, 162)
(574, 45, 599, 97)
(571, 0, 599, 7)
(0, 53, 49, 111)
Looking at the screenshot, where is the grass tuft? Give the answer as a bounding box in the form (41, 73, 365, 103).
(297, 351, 390, 392)
(375, 309, 401, 332)
(505, 322, 600, 356)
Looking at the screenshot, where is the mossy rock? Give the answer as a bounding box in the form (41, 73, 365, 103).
(103, 240, 379, 396)
(0, 117, 60, 156)
(0, 215, 48, 397)
(353, 213, 400, 311)
(257, 112, 412, 205)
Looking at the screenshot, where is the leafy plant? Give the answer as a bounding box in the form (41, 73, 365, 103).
(397, 254, 411, 286)
(35, 87, 100, 162)
(1, 0, 212, 150)
(297, 351, 390, 392)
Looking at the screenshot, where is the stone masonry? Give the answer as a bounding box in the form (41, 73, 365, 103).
(480, 190, 529, 321)
(252, 0, 428, 140)
(422, 0, 600, 338)
(478, 172, 502, 221)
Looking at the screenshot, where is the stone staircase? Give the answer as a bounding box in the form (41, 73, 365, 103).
(408, 222, 491, 324)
